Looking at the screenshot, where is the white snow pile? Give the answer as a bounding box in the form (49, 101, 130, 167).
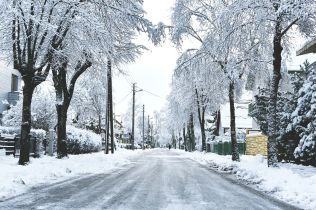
(0, 149, 142, 201)
(176, 150, 316, 210)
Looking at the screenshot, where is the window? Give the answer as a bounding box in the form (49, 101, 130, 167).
(224, 127, 230, 134)
(11, 74, 18, 92)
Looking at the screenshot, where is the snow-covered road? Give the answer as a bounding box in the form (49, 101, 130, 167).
(0, 149, 298, 210)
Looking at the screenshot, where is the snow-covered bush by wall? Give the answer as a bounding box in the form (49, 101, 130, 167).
(0, 126, 46, 155)
(213, 135, 230, 143)
(66, 125, 102, 154)
(2, 84, 56, 131)
(0, 126, 46, 140)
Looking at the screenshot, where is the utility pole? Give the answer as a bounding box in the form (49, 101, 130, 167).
(179, 130, 182, 150)
(151, 122, 154, 148)
(105, 105, 109, 154)
(147, 115, 150, 147)
(183, 124, 187, 151)
(142, 104, 145, 150)
(105, 61, 110, 154)
(132, 83, 135, 150)
(107, 56, 114, 154)
(131, 84, 143, 150)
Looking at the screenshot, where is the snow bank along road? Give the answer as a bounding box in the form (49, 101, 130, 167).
(0, 149, 299, 210)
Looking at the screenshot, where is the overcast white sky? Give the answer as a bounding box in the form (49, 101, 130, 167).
(113, 0, 316, 120)
(113, 0, 177, 118)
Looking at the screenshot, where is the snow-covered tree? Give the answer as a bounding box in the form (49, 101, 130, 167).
(2, 83, 56, 131)
(70, 71, 107, 132)
(0, 0, 79, 164)
(0, 0, 166, 162)
(169, 49, 226, 152)
(250, 61, 314, 162)
(171, 0, 261, 160)
(232, 0, 316, 166)
(288, 66, 316, 165)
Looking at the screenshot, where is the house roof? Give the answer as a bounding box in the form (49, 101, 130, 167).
(297, 39, 316, 56)
(220, 102, 253, 129)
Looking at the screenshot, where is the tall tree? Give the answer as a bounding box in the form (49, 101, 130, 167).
(48, 0, 166, 157)
(0, 0, 89, 164)
(233, 0, 316, 166)
(52, 53, 92, 158)
(171, 0, 259, 161)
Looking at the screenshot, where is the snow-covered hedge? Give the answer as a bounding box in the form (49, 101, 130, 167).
(0, 126, 18, 135)
(214, 135, 230, 142)
(0, 126, 46, 142)
(66, 125, 102, 154)
(0, 126, 46, 156)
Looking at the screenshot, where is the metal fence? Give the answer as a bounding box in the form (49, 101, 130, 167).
(207, 141, 246, 155)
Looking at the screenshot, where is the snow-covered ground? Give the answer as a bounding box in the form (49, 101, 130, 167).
(175, 150, 316, 210)
(0, 149, 142, 201)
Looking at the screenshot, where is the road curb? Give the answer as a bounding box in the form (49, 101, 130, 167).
(193, 159, 302, 210)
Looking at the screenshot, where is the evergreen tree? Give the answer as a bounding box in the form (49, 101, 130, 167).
(290, 65, 316, 165)
(249, 87, 297, 162)
(249, 88, 270, 135)
(279, 61, 311, 162)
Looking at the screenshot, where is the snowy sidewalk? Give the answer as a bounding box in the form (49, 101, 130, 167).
(175, 150, 316, 210)
(0, 149, 142, 201)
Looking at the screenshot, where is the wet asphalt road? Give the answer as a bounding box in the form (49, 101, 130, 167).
(0, 149, 299, 210)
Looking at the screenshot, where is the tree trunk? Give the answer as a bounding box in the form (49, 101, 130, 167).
(195, 89, 206, 151)
(98, 114, 101, 134)
(183, 125, 187, 151)
(52, 53, 92, 158)
(229, 82, 240, 161)
(190, 113, 195, 151)
(187, 123, 191, 152)
(174, 135, 176, 149)
(56, 104, 68, 158)
(198, 108, 206, 152)
(214, 110, 221, 136)
(268, 23, 283, 167)
(179, 132, 181, 149)
(200, 119, 206, 152)
(19, 81, 34, 165)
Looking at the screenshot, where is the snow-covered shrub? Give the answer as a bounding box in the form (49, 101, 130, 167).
(0, 126, 46, 156)
(0, 126, 46, 139)
(2, 84, 56, 131)
(66, 125, 102, 154)
(0, 126, 19, 135)
(214, 135, 230, 142)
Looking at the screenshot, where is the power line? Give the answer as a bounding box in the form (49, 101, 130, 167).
(142, 89, 164, 99)
(123, 75, 133, 87)
(116, 91, 132, 104)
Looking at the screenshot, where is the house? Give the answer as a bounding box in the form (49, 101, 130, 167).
(0, 61, 21, 123)
(218, 91, 256, 136)
(114, 118, 124, 139)
(297, 38, 316, 56)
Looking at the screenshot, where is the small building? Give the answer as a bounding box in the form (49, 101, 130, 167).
(219, 91, 255, 135)
(0, 61, 21, 123)
(297, 39, 316, 56)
